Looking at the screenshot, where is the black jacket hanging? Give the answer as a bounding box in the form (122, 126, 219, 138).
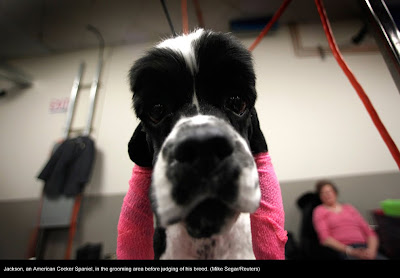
(38, 136, 95, 198)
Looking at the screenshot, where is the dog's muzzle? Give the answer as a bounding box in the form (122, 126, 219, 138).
(152, 115, 260, 238)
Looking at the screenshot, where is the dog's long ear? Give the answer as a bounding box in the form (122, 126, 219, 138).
(128, 123, 154, 167)
(249, 108, 268, 154)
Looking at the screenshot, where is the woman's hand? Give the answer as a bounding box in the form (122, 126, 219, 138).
(348, 247, 376, 260)
(361, 247, 377, 260)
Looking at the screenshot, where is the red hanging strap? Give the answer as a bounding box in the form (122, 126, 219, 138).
(248, 0, 292, 52)
(193, 0, 205, 28)
(181, 0, 189, 34)
(315, 0, 400, 170)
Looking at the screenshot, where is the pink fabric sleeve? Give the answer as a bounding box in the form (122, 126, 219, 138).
(312, 205, 330, 244)
(250, 152, 288, 259)
(117, 165, 154, 259)
(117, 152, 287, 260)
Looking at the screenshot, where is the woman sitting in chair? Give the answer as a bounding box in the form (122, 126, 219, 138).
(312, 180, 385, 260)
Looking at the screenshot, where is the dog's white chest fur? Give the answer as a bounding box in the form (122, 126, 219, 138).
(160, 213, 254, 259)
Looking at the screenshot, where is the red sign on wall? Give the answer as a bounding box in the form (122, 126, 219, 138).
(49, 97, 69, 113)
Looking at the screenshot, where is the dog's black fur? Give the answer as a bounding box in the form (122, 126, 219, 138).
(127, 30, 267, 259)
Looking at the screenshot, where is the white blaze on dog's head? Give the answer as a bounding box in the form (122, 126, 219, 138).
(156, 29, 204, 75)
(156, 29, 205, 110)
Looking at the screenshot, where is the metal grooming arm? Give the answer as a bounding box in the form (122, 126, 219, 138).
(362, 0, 400, 94)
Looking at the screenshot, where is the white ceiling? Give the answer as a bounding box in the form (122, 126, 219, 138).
(0, 0, 379, 60)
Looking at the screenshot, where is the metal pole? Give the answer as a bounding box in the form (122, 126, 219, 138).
(83, 58, 102, 136)
(361, 0, 400, 94)
(64, 62, 84, 139)
(83, 25, 104, 136)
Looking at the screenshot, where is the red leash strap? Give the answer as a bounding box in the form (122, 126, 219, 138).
(193, 0, 205, 28)
(248, 0, 292, 52)
(181, 0, 189, 34)
(315, 0, 400, 169)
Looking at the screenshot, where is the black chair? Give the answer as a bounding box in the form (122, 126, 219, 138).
(296, 192, 341, 259)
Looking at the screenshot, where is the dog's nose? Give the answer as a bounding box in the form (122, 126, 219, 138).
(174, 127, 234, 170)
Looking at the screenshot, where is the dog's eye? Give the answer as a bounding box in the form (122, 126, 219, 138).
(148, 104, 165, 124)
(225, 96, 247, 116)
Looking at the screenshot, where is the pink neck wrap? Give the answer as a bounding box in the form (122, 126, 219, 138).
(117, 152, 287, 259)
